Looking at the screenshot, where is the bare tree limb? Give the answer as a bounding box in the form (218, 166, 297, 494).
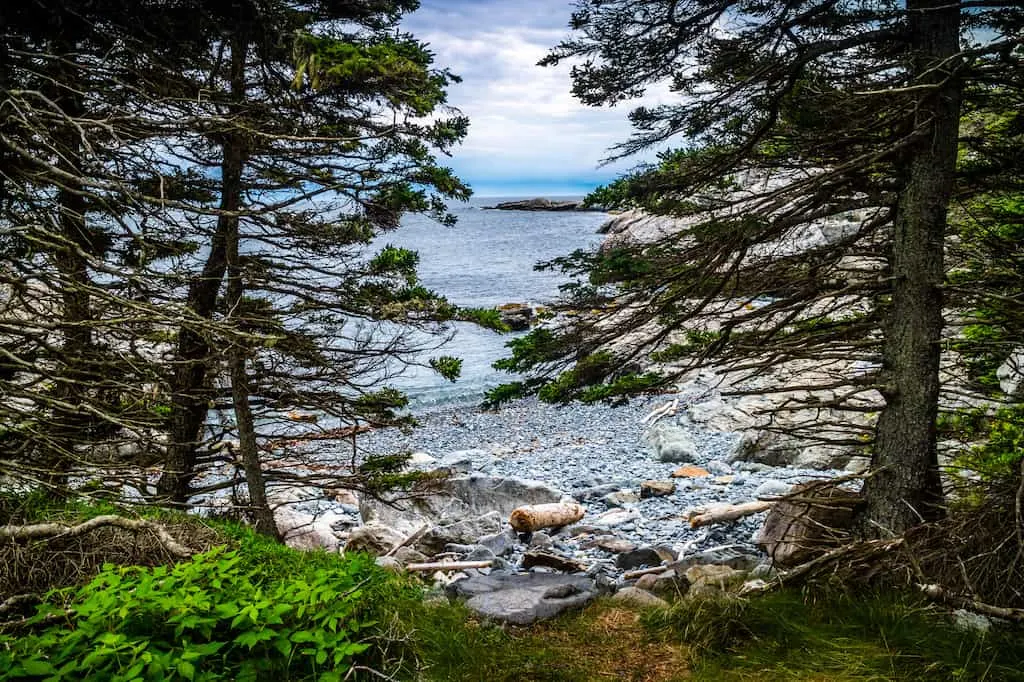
(0, 515, 193, 558)
(919, 583, 1024, 622)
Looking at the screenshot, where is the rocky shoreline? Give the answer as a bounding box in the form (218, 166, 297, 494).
(204, 380, 846, 624)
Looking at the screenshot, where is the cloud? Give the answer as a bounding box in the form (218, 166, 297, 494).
(401, 0, 671, 196)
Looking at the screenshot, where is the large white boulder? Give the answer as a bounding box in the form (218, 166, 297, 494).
(643, 421, 701, 462)
(359, 474, 566, 536)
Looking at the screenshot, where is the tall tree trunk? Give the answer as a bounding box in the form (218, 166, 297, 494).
(859, 0, 962, 536)
(225, 219, 279, 539)
(159, 36, 247, 503)
(46, 50, 93, 491)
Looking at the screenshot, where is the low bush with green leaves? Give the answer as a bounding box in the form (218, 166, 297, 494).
(0, 543, 397, 681)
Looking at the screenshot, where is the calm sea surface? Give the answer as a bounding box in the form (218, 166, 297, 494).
(379, 196, 607, 408)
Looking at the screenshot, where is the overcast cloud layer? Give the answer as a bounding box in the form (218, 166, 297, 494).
(402, 0, 667, 197)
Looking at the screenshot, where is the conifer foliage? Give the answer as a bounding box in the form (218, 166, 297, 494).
(497, 0, 1024, 535)
(1, 0, 473, 520)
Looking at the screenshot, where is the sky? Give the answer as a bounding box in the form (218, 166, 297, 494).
(401, 0, 668, 197)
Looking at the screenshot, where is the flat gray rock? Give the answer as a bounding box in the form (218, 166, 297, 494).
(447, 572, 596, 625)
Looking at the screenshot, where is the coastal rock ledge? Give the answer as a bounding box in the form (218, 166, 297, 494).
(482, 198, 603, 212)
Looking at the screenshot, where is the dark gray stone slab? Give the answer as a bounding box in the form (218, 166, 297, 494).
(447, 572, 596, 625)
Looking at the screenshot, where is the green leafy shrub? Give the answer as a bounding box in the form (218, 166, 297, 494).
(0, 546, 391, 681)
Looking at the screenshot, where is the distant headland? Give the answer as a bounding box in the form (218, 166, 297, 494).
(482, 198, 605, 212)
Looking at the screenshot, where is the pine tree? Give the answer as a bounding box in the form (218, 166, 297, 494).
(495, 0, 1023, 535)
(2, 1, 477, 523)
(0, 0, 213, 488)
(151, 0, 474, 508)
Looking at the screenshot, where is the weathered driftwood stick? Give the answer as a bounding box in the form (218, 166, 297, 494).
(688, 501, 774, 528)
(622, 565, 672, 580)
(384, 523, 429, 557)
(919, 583, 1024, 622)
(641, 398, 678, 425)
(510, 502, 585, 532)
(404, 560, 493, 573)
(0, 515, 193, 558)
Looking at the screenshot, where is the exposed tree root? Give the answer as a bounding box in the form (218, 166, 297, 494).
(1, 515, 193, 558)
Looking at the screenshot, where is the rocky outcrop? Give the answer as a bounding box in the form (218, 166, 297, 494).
(343, 523, 404, 555)
(611, 586, 669, 608)
(495, 303, 533, 331)
(685, 564, 746, 597)
(483, 198, 603, 212)
(597, 169, 864, 251)
(673, 367, 877, 471)
(416, 511, 505, 556)
(359, 474, 566, 542)
(599, 209, 686, 245)
(643, 421, 702, 462)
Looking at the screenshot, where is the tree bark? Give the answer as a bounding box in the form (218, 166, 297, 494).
(860, 0, 962, 536)
(159, 36, 247, 503)
(46, 47, 93, 491)
(222, 81, 277, 536)
(227, 292, 277, 537)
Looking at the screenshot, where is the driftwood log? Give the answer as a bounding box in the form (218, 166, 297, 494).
(622, 565, 673, 580)
(404, 560, 493, 573)
(687, 501, 774, 528)
(0, 515, 193, 558)
(509, 503, 584, 533)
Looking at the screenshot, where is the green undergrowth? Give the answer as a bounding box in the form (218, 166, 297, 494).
(0, 494, 420, 681)
(4, 493, 1023, 681)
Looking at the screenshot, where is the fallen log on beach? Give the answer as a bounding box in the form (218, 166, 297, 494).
(509, 502, 585, 533)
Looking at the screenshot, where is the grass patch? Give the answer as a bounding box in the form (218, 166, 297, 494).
(388, 598, 690, 682)
(642, 589, 1024, 681)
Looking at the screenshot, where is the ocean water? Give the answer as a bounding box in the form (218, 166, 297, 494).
(379, 196, 608, 408)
